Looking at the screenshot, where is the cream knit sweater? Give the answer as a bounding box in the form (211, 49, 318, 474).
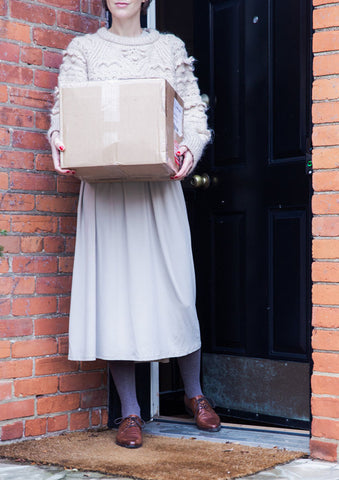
(48, 27, 211, 167)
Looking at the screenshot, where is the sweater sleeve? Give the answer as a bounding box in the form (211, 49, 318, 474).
(47, 36, 88, 143)
(172, 37, 212, 168)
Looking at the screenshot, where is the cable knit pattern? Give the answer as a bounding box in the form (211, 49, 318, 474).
(48, 27, 211, 167)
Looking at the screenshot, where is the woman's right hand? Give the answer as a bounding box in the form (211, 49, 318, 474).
(51, 131, 76, 176)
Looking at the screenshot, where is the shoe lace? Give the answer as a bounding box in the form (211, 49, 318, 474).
(114, 415, 145, 429)
(195, 396, 215, 412)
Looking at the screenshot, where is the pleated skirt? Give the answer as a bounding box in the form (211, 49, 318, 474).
(68, 180, 201, 361)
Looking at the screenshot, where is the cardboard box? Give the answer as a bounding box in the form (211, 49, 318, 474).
(60, 78, 184, 182)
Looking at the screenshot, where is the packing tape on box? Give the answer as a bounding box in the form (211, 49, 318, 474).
(102, 83, 120, 147)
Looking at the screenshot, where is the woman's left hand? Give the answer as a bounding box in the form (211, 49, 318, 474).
(171, 146, 194, 180)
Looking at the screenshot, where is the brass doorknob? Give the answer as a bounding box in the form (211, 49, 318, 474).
(190, 173, 211, 189)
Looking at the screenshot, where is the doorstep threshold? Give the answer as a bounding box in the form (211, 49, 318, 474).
(143, 416, 310, 454)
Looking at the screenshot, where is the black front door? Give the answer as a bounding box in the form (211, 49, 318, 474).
(157, 0, 312, 428)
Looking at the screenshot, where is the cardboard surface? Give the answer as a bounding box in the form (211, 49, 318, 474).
(60, 79, 184, 182)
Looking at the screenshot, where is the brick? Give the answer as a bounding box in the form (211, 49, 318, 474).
(12, 277, 35, 295)
(57, 176, 81, 194)
(60, 217, 77, 235)
(10, 0, 56, 25)
(13, 130, 50, 151)
(80, 389, 107, 408)
(21, 236, 43, 253)
(36, 154, 54, 172)
(35, 356, 78, 375)
(59, 372, 102, 393)
(21, 46, 43, 66)
(313, 329, 339, 351)
(0, 41, 20, 62)
(91, 409, 100, 426)
(313, 79, 339, 102)
(36, 276, 72, 295)
(43, 50, 63, 69)
(313, 307, 339, 328)
(0, 277, 13, 295)
(12, 296, 57, 316)
(0, 19, 31, 44)
(312, 374, 339, 395)
(0, 235, 20, 253)
(313, 171, 339, 192)
(0, 399, 34, 422)
(314, 102, 339, 124)
(0, 193, 34, 212)
(12, 215, 58, 234)
(44, 236, 65, 253)
(70, 410, 89, 430)
(40, 0, 80, 10)
(37, 393, 79, 414)
(313, 5, 339, 29)
(9, 87, 53, 109)
(58, 336, 68, 354)
(58, 296, 70, 314)
(314, 54, 339, 76)
(0, 172, 8, 190)
(25, 417, 47, 437)
(313, 125, 339, 147)
(80, 360, 107, 371)
(0, 383, 12, 401)
(313, 239, 339, 259)
(15, 376, 58, 397)
(314, 0, 339, 4)
(101, 408, 108, 426)
(35, 111, 50, 130)
(1, 421, 23, 441)
(13, 338, 57, 358)
(0, 128, 10, 146)
(0, 0, 7, 15)
(313, 262, 339, 283)
(57, 10, 99, 33)
(0, 299, 11, 316)
(310, 438, 338, 462)
(10, 172, 56, 192)
(312, 418, 339, 440)
(0, 85, 7, 102)
(0, 258, 9, 274)
(34, 70, 58, 90)
(48, 414, 68, 432)
(313, 216, 339, 237)
(0, 360, 33, 379)
(65, 237, 75, 253)
(0, 319, 33, 338)
(59, 257, 74, 273)
(91, 0, 103, 16)
(0, 150, 34, 170)
(313, 284, 339, 306)
(12, 256, 57, 274)
(0, 64, 33, 86)
(36, 195, 78, 213)
(35, 317, 69, 336)
(314, 31, 339, 54)
(33, 28, 75, 50)
(313, 351, 339, 373)
(0, 341, 10, 358)
(0, 215, 10, 231)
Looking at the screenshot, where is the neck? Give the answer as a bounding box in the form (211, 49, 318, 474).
(109, 17, 143, 37)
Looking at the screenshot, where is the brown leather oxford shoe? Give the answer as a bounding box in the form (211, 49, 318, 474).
(115, 415, 144, 448)
(184, 394, 221, 432)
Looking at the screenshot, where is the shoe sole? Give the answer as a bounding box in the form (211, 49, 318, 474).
(116, 440, 142, 449)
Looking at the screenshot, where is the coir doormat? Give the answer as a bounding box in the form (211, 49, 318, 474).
(0, 429, 305, 480)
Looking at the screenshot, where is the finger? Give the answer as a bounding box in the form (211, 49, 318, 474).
(55, 138, 65, 152)
(172, 155, 193, 180)
(55, 165, 76, 176)
(176, 146, 188, 157)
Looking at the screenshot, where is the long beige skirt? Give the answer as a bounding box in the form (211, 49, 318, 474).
(68, 180, 201, 361)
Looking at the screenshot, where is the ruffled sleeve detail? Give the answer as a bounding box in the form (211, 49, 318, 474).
(172, 37, 212, 168)
(47, 36, 88, 143)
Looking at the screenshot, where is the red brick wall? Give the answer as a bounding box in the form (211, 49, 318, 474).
(0, 0, 108, 442)
(311, 0, 339, 462)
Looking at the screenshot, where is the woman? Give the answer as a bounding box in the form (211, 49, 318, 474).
(48, 0, 220, 449)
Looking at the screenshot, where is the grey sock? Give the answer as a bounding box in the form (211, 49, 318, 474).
(177, 348, 203, 399)
(109, 361, 141, 419)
